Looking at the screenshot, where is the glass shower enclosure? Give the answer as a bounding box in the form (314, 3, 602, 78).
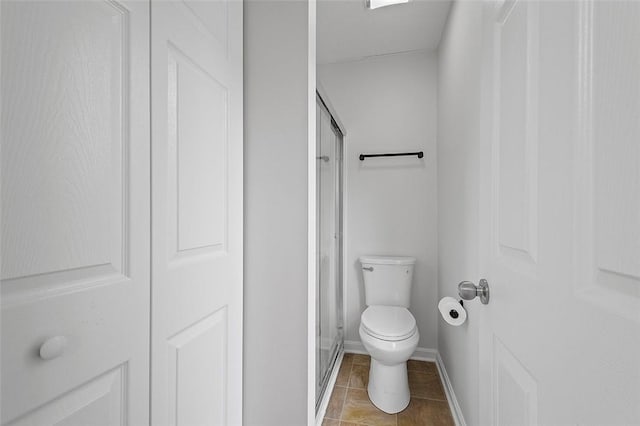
(315, 93, 344, 410)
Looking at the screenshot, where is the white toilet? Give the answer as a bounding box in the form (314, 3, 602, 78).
(359, 255, 419, 414)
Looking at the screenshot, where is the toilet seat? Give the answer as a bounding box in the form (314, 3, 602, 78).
(361, 306, 417, 342)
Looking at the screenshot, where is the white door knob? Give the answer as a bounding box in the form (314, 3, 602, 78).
(39, 336, 67, 360)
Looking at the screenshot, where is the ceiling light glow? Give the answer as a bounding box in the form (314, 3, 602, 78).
(366, 0, 410, 10)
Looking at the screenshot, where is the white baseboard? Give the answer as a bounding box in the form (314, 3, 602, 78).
(435, 352, 467, 426)
(409, 347, 438, 362)
(315, 350, 344, 426)
(343, 339, 368, 354)
(343, 340, 465, 426)
(344, 340, 437, 362)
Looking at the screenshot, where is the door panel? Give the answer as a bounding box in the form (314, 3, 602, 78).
(492, 336, 537, 426)
(495, 0, 539, 268)
(1, 1, 150, 424)
(1, 0, 128, 282)
(574, 0, 640, 319)
(151, 1, 243, 424)
(6, 366, 126, 426)
(167, 308, 228, 426)
(169, 46, 228, 254)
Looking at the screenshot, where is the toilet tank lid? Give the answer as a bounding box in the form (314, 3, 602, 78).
(359, 255, 416, 265)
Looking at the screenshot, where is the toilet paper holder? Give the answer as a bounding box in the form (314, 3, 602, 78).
(449, 301, 463, 319)
(458, 279, 490, 305)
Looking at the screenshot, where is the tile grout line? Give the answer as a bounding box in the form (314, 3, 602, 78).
(337, 358, 353, 424)
(410, 396, 448, 402)
(325, 356, 359, 422)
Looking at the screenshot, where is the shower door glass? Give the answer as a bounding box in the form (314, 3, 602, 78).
(316, 94, 344, 408)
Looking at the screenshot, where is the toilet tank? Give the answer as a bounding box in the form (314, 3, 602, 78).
(360, 255, 416, 307)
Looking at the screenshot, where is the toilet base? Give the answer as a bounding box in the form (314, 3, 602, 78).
(367, 359, 410, 414)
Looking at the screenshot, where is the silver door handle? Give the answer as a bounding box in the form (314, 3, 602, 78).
(362, 266, 374, 272)
(458, 279, 490, 304)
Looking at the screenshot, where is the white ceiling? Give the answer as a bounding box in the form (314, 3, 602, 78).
(317, 0, 452, 64)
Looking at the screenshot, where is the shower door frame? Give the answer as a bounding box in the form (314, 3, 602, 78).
(315, 90, 346, 412)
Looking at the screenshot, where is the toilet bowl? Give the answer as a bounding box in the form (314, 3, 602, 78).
(359, 305, 419, 413)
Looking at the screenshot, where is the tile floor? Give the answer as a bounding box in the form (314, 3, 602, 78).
(322, 353, 454, 426)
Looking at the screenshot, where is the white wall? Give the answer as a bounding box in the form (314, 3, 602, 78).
(243, 2, 314, 424)
(318, 51, 438, 351)
(437, 2, 484, 425)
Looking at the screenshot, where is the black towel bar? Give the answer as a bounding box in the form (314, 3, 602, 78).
(359, 151, 423, 161)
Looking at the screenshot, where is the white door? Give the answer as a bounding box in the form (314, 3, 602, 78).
(478, 0, 640, 424)
(151, 1, 243, 425)
(1, 1, 150, 425)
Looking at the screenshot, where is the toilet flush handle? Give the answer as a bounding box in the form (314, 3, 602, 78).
(362, 266, 374, 272)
